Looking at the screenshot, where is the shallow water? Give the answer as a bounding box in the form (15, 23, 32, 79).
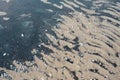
(0, 0, 119, 70)
(0, 0, 120, 80)
(0, 0, 61, 69)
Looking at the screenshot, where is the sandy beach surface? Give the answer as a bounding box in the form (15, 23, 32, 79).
(0, 0, 120, 80)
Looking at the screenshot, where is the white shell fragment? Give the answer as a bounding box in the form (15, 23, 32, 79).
(0, 11, 7, 16)
(3, 17, 10, 21)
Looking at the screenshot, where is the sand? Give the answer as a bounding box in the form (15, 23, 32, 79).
(0, 0, 120, 80)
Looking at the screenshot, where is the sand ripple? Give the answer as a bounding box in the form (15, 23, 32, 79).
(0, 0, 120, 80)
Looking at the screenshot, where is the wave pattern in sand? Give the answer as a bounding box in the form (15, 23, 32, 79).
(0, 0, 120, 80)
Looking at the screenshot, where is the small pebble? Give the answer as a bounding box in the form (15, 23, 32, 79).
(21, 33, 24, 37)
(3, 53, 7, 56)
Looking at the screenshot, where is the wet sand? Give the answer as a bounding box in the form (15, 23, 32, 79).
(0, 0, 120, 80)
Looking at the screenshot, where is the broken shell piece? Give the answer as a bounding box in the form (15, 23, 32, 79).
(0, 11, 7, 16)
(80, 43, 84, 46)
(31, 49, 38, 54)
(91, 59, 95, 62)
(2, 0, 10, 3)
(3, 17, 10, 21)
